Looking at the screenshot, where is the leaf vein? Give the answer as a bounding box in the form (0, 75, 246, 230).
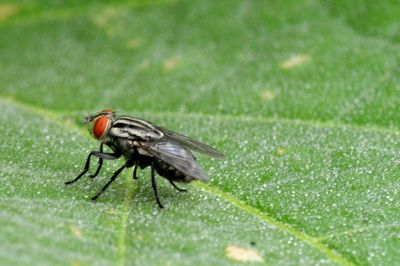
(195, 183, 355, 266)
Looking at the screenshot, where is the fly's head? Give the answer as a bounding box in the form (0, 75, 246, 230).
(85, 109, 115, 140)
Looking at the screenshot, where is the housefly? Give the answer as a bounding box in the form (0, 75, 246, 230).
(65, 109, 224, 208)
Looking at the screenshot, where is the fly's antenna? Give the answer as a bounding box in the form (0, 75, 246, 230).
(84, 113, 95, 124)
(83, 112, 92, 124)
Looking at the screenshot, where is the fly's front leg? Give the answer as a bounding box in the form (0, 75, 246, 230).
(90, 143, 104, 178)
(65, 150, 121, 185)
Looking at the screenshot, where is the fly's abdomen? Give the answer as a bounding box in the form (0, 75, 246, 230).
(153, 158, 194, 183)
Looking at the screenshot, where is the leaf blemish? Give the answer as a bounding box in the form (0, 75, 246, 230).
(126, 39, 142, 49)
(163, 57, 181, 71)
(136, 60, 151, 71)
(259, 90, 276, 101)
(69, 225, 83, 238)
(92, 7, 120, 27)
(280, 54, 311, 69)
(71, 261, 82, 266)
(106, 208, 118, 216)
(0, 3, 18, 22)
(92, 7, 122, 37)
(226, 245, 264, 263)
(275, 146, 288, 156)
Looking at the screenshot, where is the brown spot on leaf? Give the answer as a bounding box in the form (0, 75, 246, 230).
(0, 4, 18, 22)
(275, 146, 288, 156)
(92, 7, 120, 27)
(226, 245, 264, 263)
(259, 90, 276, 101)
(280, 54, 311, 69)
(136, 60, 150, 71)
(69, 225, 82, 238)
(163, 57, 181, 71)
(126, 39, 142, 49)
(92, 7, 122, 37)
(106, 208, 118, 216)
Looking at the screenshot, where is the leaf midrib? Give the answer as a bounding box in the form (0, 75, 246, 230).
(118, 172, 136, 266)
(196, 183, 354, 266)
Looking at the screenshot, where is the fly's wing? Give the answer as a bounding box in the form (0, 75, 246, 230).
(143, 141, 211, 183)
(157, 126, 225, 159)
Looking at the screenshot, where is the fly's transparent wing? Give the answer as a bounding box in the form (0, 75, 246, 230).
(144, 141, 211, 182)
(157, 126, 225, 159)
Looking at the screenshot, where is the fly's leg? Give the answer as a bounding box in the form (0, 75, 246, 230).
(65, 150, 121, 185)
(168, 180, 187, 193)
(151, 163, 164, 208)
(91, 163, 127, 201)
(90, 143, 103, 178)
(132, 162, 139, 179)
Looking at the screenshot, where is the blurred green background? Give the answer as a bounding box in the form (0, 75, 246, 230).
(0, 1, 399, 265)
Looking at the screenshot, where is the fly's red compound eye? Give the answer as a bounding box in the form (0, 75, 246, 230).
(92, 110, 112, 140)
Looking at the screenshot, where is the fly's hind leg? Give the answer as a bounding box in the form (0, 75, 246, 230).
(133, 163, 139, 179)
(91, 162, 127, 201)
(168, 180, 187, 193)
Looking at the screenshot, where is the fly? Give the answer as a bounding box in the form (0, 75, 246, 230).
(65, 109, 224, 208)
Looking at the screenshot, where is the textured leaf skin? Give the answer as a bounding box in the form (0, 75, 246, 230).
(0, 1, 399, 265)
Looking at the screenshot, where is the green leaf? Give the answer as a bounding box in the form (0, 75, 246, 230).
(0, 1, 399, 265)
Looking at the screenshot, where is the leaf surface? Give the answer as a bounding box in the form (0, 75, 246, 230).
(0, 1, 399, 265)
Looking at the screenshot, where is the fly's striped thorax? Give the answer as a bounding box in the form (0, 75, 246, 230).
(109, 116, 164, 140)
(114, 116, 161, 134)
